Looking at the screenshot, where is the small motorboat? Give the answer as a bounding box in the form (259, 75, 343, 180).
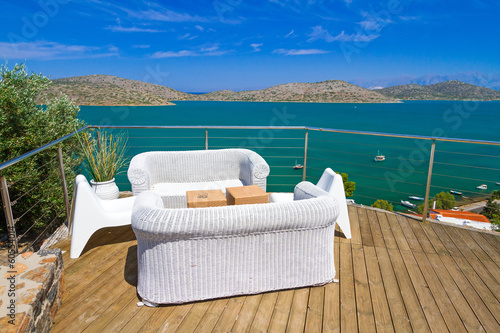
(293, 160, 303, 169)
(477, 184, 487, 190)
(401, 200, 417, 208)
(450, 190, 463, 195)
(374, 150, 385, 162)
(409, 196, 424, 201)
(496, 182, 500, 186)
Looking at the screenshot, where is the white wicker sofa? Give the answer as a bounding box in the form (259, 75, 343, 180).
(131, 181, 339, 306)
(127, 149, 270, 208)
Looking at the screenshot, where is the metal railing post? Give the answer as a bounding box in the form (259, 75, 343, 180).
(422, 140, 436, 223)
(1, 176, 18, 253)
(57, 147, 71, 225)
(205, 129, 208, 150)
(303, 130, 309, 181)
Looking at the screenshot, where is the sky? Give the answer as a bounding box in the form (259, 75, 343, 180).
(1, 0, 499, 92)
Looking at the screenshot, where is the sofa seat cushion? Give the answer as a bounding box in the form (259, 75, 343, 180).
(152, 179, 245, 208)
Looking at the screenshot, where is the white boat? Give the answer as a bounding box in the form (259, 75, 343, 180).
(496, 182, 500, 186)
(401, 200, 416, 208)
(409, 196, 424, 201)
(293, 160, 303, 169)
(476, 184, 487, 190)
(374, 150, 385, 162)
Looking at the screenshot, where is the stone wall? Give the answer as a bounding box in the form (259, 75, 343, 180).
(0, 249, 64, 333)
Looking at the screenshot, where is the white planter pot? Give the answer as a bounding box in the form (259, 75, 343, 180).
(90, 178, 119, 200)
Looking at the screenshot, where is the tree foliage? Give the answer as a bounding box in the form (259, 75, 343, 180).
(482, 193, 500, 231)
(372, 199, 393, 212)
(0, 63, 85, 240)
(341, 172, 355, 197)
(417, 191, 456, 214)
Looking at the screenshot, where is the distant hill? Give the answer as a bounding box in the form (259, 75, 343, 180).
(44, 75, 191, 106)
(43, 76, 399, 105)
(192, 80, 398, 103)
(377, 80, 500, 101)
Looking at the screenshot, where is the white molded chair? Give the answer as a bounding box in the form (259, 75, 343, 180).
(269, 168, 351, 239)
(70, 175, 136, 259)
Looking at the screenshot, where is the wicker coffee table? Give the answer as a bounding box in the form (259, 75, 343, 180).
(186, 189, 227, 208)
(226, 185, 269, 205)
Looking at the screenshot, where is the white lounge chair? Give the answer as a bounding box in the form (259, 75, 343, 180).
(69, 175, 136, 259)
(269, 168, 351, 239)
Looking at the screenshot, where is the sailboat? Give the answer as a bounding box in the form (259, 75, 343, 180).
(374, 150, 385, 162)
(293, 159, 303, 169)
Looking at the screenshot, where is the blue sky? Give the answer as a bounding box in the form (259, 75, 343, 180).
(1, 0, 499, 92)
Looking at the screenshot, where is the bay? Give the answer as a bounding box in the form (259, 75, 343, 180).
(79, 100, 500, 211)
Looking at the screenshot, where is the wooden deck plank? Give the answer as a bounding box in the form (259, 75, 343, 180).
(357, 207, 375, 247)
(386, 214, 411, 252)
(285, 288, 310, 333)
(230, 294, 262, 332)
(348, 205, 362, 245)
(396, 215, 424, 253)
(374, 247, 412, 333)
(439, 255, 500, 332)
(340, 242, 358, 333)
(481, 233, 500, 253)
(52, 252, 136, 332)
(248, 291, 279, 332)
(412, 251, 467, 332)
(192, 298, 229, 332)
(267, 289, 294, 333)
(115, 305, 159, 332)
(137, 306, 176, 333)
(454, 227, 495, 262)
(80, 284, 139, 333)
(405, 216, 436, 254)
(174, 301, 211, 333)
(366, 209, 386, 248)
(323, 236, 341, 333)
(376, 211, 398, 250)
(156, 303, 194, 333)
(426, 253, 485, 333)
(364, 246, 395, 333)
(352, 243, 376, 333)
(430, 224, 464, 258)
(452, 256, 500, 323)
(419, 222, 450, 256)
(304, 286, 325, 332)
(387, 248, 431, 333)
(467, 230, 500, 266)
(212, 296, 246, 332)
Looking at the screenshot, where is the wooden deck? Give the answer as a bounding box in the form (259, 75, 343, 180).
(51, 206, 500, 332)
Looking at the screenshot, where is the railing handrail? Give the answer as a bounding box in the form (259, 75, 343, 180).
(90, 125, 500, 146)
(0, 126, 89, 172)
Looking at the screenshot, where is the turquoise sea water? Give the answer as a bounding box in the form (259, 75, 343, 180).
(79, 100, 500, 210)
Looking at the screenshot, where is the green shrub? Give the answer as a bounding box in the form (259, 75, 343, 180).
(372, 199, 393, 211)
(341, 173, 356, 197)
(0, 62, 85, 240)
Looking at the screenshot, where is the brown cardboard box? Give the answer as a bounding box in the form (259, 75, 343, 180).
(187, 189, 227, 208)
(226, 185, 269, 205)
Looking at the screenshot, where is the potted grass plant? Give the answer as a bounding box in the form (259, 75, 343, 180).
(77, 129, 128, 200)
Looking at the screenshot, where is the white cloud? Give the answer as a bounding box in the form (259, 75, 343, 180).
(250, 43, 263, 52)
(0, 41, 119, 60)
(133, 45, 151, 49)
(195, 25, 204, 31)
(151, 43, 230, 58)
(358, 11, 393, 31)
(126, 8, 208, 23)
(285, 29, 294, 38)
(308, 26, 379, 43)
(106, 25, 163, 33)
(272, 48, 330, 55)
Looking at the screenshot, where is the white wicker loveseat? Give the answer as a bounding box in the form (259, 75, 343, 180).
(131, 181, 340, 306)
(127, 149, 270, 208)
